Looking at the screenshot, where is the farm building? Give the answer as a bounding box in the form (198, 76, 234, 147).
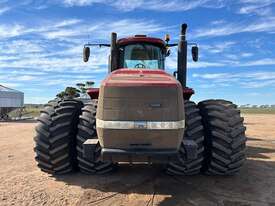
(0, 85, 24, 119)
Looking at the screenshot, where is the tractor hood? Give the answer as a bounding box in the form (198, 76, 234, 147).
(101, 69, 182, 88)
(96, 68, 185, 152)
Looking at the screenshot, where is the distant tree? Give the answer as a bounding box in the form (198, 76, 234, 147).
(76, 81, 95, 98)
(56, 81, 95, 100)
(56, 87, 80, 99)
(259, 105, 269, 108)
(76, 83, 87, 95)
(56, 91, 66, 98)
(65, 87, 80, 98)
(76, 83, 85, 89)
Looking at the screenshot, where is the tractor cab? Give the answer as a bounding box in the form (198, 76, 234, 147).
(117, 36, 166, 70)
(83, 27, 197, 100)
(83, 25, 198, 89)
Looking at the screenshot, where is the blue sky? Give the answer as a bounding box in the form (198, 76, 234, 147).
(0, 0, 275, 105)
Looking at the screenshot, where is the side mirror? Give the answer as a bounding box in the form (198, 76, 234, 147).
(191, 46, 199, 62)
(83, 47, 90, 62)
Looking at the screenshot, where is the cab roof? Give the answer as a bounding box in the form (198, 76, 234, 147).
(117, 35, 166, 47)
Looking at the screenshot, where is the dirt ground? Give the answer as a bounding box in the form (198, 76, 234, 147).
(0, 114, 275, 206)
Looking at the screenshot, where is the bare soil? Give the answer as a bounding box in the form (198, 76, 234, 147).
(0, 114, 275, 206)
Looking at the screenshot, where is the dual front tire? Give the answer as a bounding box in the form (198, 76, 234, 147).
(34, 99, 246, 175)
(76, 100, 115, 174)
(34, 99, 83, 174)
(34, 98, 114, 175)
(199, 100, 247, 175)
(167, 99, 246, 175)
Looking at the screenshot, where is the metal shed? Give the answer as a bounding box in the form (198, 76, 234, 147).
(0, 85, 24, 119)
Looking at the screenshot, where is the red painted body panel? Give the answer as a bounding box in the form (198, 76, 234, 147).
(87, 69, 194, 100)
(101, 69, 181, 88)
(182, 87, 194, 100)
(87, 88, 99, 99)
(118, 37, 165, 47)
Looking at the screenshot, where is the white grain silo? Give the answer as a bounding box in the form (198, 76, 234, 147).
(0, 85, 24, 119)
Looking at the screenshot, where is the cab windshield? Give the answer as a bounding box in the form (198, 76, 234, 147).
(120, 44, 165, 69)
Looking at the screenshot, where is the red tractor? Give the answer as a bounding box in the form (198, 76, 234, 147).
(34, 24, 246, 175)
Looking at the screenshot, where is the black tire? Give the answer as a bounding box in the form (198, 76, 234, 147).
(166, 100, 205, 175)
(34, 98, 83, 174)
(76, 100, 115, 174)
(198, 99, 246, 175)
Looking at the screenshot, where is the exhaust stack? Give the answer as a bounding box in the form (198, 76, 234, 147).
(177, 24, 188, 88)
(110, 32, 118, 72)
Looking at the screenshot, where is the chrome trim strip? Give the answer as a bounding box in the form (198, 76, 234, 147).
(96, 119, 185, 130)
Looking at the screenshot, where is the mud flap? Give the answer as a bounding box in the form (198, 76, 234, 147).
(182, 140, 198, 160)
(83, 139, 99, 160)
